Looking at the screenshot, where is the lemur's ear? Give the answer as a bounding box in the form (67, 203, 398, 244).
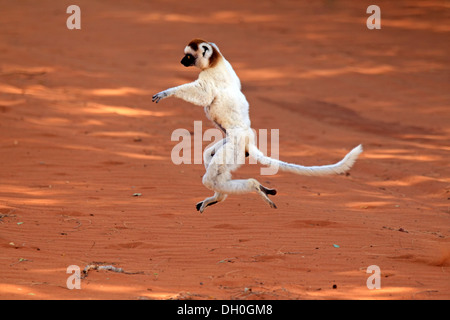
(201, 45, 209, 57)
(200, 43, 213, 60)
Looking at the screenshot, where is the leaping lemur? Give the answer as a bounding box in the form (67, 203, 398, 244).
(152, 39, 362, 213)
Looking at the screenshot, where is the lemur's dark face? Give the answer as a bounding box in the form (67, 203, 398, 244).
(181, 53, 195, 67)
(182, 39, 218, 70)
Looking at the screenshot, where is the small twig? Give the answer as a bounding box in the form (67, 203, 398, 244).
(10, 258, 32, 267)
(63, 217, 92, 230)
(277, 250, 303, 255)
(224, 270, 241, 277)
(64, 218, 82, 229)
(0, 209, 17, 223)
(412, 290, 439, 299)
(81, 262, 144, 279)
(217, 257, 237, 264)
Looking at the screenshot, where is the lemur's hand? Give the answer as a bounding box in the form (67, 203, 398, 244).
(152, 91, 168, 103)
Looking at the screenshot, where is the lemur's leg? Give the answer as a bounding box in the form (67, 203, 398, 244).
(196, 192, 228, 213)
(196, 139, 229, 213)
(152, 80, 213, 107)
(202, 141, 277, 209)
(203, 138, 227, 170)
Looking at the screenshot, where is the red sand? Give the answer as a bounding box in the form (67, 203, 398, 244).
(0, 0, 449, 299)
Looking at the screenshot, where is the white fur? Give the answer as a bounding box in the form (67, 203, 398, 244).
(153, 40, 362, 212)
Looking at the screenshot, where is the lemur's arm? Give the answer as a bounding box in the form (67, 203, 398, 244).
(152, 80, 214, 107)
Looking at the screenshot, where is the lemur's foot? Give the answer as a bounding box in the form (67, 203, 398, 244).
(258, 185, 277, 209)
(196, 200, 218, 213)
(259, 185, 277, 196)
(264, 198, 277, 209)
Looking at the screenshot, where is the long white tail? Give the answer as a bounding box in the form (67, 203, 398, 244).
(249, 144, 363, 176)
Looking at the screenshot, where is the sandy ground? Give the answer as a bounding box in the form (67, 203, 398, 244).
(0, 0, 449, 300)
